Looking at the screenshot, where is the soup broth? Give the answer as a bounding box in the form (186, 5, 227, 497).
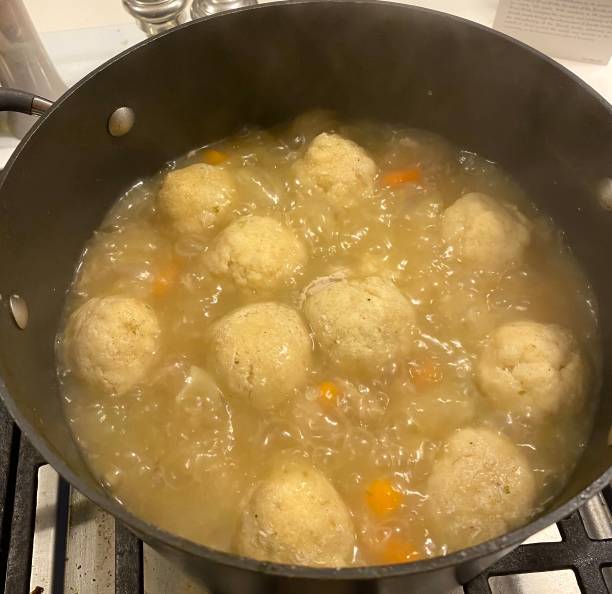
(58, 113, 599, 565)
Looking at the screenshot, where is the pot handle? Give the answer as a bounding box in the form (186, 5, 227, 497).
(0, 87, 53, 116)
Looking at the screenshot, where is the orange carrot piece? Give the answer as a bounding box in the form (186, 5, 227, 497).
(380, 167, 422, 187)
(202, 148, 229, 165)
(409, 360, 443, 390)
(152, 261, 180, 297)
(365, 479, 402, 516)
(380, 536, 423, 564)
(319, 381, 340, 406)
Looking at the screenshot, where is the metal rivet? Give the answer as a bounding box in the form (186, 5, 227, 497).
(9, 294, 28, 330)
(597, 178, 612, 210)
(108, 107, 135, 137)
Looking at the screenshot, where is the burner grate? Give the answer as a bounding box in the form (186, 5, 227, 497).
(0, 400, 609, 594)
(115, 522, 142, 594)
(465, 499, 612, 594)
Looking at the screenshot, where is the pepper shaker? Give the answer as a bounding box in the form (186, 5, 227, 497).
(122, 0, 190, 36)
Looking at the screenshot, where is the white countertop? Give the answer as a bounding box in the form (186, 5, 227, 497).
(1, 0, 610, 167)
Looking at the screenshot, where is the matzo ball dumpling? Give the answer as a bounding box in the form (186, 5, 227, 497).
(204, 216, 307, 293)
(292, 133, 378, 208)
(303, 276, 415, 373)
(476, 320, 587, 421)
(441, 192, 531, 270)
(426, 427, 536, 551)
(208, 302, 312, 410)
(65, 296, 161, 395)
(158, 163, 235, 235)
(236, 464, 354, 566)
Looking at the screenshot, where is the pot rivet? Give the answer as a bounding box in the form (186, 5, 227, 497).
(108, 107, 135, 137)
(9, 294, 28, 330)
(597, 178, 612, 210)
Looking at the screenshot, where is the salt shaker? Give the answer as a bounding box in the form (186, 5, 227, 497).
(122, 0, 190, 36)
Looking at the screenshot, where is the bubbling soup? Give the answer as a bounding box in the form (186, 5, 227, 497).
(57, 112, 600, 566)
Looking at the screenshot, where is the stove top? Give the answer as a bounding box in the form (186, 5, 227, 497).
(0, 402, 608, 594)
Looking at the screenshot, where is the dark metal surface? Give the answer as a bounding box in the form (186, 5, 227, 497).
(115, 522, 143, 594)
(0, 405, 18, 591)
(5, 440, 42, 594)
(0, 2, 611, 592)
(464, 494, 612, 593)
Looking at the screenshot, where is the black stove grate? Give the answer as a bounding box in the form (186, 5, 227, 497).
(115, 521, 142, 594)
(0, 399, 609, 594)
(465, 508, 612, 594)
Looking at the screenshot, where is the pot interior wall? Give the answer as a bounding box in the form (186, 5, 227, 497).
(0, 0, 610, 535)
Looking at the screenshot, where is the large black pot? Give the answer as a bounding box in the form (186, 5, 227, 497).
(1, 2, 611, 592)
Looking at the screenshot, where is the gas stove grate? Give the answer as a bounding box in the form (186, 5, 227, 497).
(465, 508, 612, 594)
(0, 401, 610, 594)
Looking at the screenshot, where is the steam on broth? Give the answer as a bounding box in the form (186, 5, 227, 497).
(57, 112, 599, 566)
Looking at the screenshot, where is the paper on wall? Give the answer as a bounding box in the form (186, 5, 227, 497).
(494, 0, 612, 64)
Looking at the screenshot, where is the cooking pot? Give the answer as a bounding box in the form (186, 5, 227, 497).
(0, 2, 611, 592)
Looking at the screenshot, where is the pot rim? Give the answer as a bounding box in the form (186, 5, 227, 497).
(1, 0, 611, 581)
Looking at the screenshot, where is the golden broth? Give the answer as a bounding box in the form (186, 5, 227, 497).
(57, 112, 599, 564)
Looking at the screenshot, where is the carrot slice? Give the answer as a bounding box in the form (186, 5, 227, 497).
(380, 536, 423, 564)
(365, 479, 402, 516)
(380, 167, 422, 187)
(202, 149, 229, 165)
(152, 261, 180, 297)
(409, 360, 442, 390)
(319, 381, 340, 406)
